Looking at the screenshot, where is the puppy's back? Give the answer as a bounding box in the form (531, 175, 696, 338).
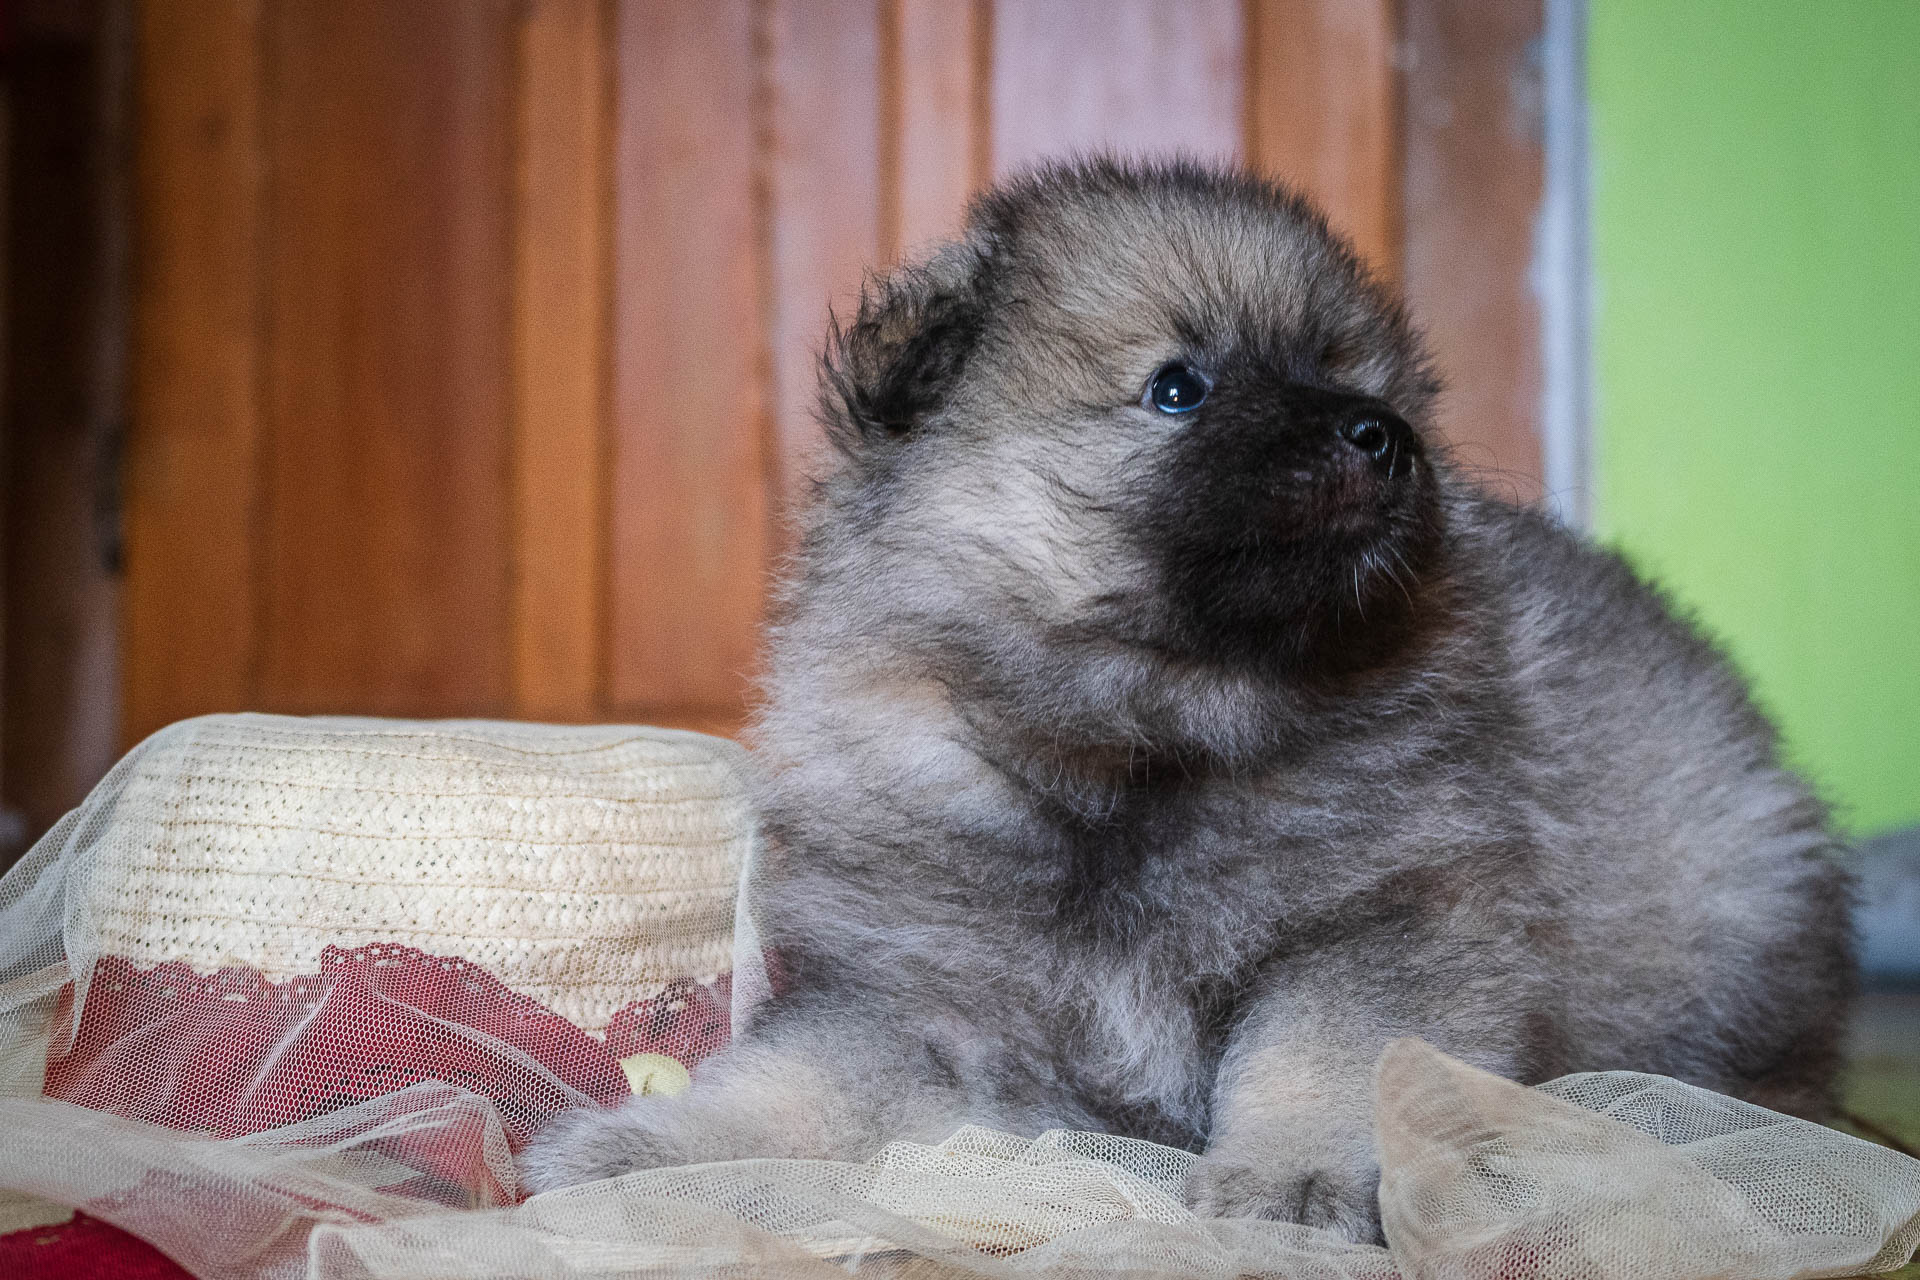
(1467, 497, 1852, 1112)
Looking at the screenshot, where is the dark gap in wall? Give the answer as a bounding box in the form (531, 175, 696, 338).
(0, 0, 132, 874)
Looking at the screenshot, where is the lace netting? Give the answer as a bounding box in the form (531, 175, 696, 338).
(0, 713, 1913, 1279)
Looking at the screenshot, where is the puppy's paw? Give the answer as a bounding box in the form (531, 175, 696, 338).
(517, 1101, 686, 1195)
(1185, 1158, 1383, 1244)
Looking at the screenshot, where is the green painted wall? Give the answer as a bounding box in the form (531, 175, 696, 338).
(1588, 2, 1920, 835)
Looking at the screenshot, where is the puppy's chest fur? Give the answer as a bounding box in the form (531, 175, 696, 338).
(1003, 771, 1404, 1126)
(771, 736, 1455, 1149)
(1034, 798, 1268, 1144)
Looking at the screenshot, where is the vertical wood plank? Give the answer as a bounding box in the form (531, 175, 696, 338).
(259, 0, 516, 714)
(890, 0, 987, 257)
(991, 0, 1243, 177)
(606, 0, 769, 718)
(766, 0, 884, 503)
(125, 0, 264, 746)
(1400, 0, 1545, 502)
(1245, 0, 1401, 277)
(509, 0, 606, 721)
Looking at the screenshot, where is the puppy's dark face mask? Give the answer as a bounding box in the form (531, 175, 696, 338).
(1123, 353, 1443, 674)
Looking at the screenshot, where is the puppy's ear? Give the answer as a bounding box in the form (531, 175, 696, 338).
(820, 240, 987, 449)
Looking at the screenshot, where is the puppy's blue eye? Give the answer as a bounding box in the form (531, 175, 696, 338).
(1146, 363, 1208, 414)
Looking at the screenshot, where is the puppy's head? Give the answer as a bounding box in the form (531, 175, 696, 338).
(808, 159, 1446, 750)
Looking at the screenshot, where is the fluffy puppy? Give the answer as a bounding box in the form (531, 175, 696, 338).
(522, 158, 1854, 1241)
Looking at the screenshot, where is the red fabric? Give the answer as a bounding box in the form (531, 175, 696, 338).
(45, 946, 732, 1144)
(604, 972, 733, 1064)
(0, 1213, 194, 1280)
(26, 945, 740, 1273)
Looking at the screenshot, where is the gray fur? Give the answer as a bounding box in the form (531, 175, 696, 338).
(522, 159, 1854, 1241)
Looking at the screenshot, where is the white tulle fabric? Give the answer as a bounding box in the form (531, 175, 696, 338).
(0, 714, 1914, 1279)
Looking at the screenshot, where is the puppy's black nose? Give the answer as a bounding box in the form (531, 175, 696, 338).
(1339, 412, 1414, 479)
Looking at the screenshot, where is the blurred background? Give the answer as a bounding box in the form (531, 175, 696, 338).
(0, 0, 1914, 991)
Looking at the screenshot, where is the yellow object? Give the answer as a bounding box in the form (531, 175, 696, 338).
(619, 1053, 692, 1097)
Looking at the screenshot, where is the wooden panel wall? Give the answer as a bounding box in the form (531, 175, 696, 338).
(122, 0, 1545, 751)
(1247, 0, 1401, 275)
(605, 0, 765, 726)
(888, 0, 989, 255)
(1401, 0, 1546, 505)
(511, 0, 605, 722)
(261, 2, 517, 716)
(126, 0, 261, 742)
(991, 0, 1243, 174)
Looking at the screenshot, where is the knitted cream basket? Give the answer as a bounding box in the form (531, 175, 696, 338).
(0, 714, 1917, 1280)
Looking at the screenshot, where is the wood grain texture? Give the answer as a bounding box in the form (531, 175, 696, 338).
(1246, 0, 1401, 277)
(1400, 0, 1545, 503)
(105, 0, 1547, 763)
(890, 0, 986, 257)
(124, 0, 264, 746)
(606, 0, 770, 715)
(259, 0, 516, 714)
(510, 0, 606, 721)
(766, 0, 883, 504)
(991, 0, 1243, 177)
